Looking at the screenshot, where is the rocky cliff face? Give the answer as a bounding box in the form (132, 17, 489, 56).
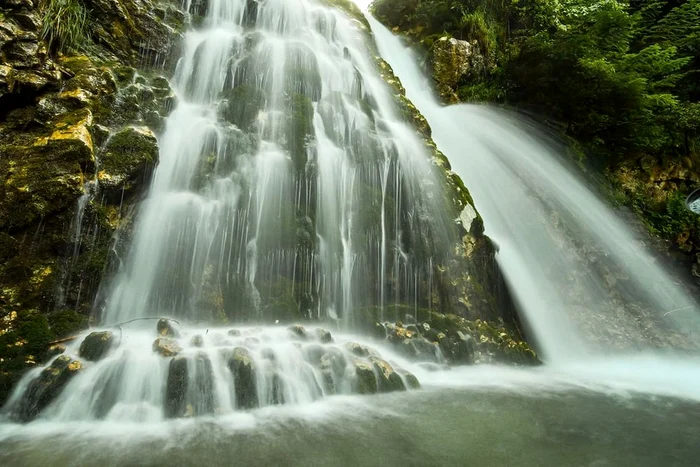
(0, 0, 183, 403)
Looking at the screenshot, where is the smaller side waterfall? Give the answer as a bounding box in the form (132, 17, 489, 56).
(367, 15, 700, 361)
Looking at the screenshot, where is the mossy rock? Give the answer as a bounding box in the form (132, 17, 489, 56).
(99, 126, 159, 202)
(156, 317, 179, 337)
(369, 356, 405, 393)
(352, 359, 377, 394)
(78, 330, 114, 362)
(11, 355, 83, 422)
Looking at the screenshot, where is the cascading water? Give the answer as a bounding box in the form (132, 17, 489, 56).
(99, 0, 454, 326)
(366, 15, 700, 361)
(1, 0, 459, 423)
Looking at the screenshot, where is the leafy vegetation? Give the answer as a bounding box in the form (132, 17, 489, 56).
(39, 0, 89, 53)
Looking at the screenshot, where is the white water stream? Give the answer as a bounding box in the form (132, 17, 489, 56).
(365, 13, 700, 361)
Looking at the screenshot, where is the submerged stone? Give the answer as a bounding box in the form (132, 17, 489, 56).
(78, 330, 115, 362)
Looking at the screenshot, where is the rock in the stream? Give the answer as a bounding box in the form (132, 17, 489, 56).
(397, 368, 421, 389)
(287, 324, 307, 340)
(13, 355, 83, 421)
(190, 334, 204, 347)
(165, 355, 188, 418)
(227, 347, 258, 409)
(314, 327, 333, 343)
(369, 356, 406, 393)
(353, 359, 377, 395)
(156, 318, 179, 337)
(78, 331, 115, 362)
(345, 341, 370, 357)
(153, 337, 182, 357)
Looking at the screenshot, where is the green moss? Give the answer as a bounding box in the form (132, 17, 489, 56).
(47, 309, 89, 339)
(101, 126, 158, 180)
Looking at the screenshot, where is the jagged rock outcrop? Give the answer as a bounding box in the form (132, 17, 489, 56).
(429, 36, 486, 103)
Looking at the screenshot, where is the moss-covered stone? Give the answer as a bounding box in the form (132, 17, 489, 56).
(352, 359, 377, 394)
(98, 125, 159, 202)
(78, 330, 114, 362)
(11, 355, 83, 422)
(369, 356, 406, 392)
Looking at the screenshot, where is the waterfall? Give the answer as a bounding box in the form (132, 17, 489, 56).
(98, 0, 454, 326)
(366, 15, 700, 361)
(0, 0, 462, 423)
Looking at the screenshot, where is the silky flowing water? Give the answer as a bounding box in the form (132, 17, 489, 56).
(3, 1, 700, 465)
(366, 14, 700, 361)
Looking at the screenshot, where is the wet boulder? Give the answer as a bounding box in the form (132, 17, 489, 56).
(369, 356, 405, 393)
(320, 347, 347, 379)
(13, 355, 83, 422)
(345, 342, 370, 358)
(287, 324, 308, 341)
(78, 330, 115, 362)
(314, 327, 333, 343)
(47, 343, 66, 358)
(352, 359, 377, 395)
(165, 356, 188, 418)
(153, 337, 182, 357)
(156, 318, 179, 338)
(227, 329, 242, 337)
(437, 331, 475, 365)
(303, 344, 326, 366)
(396, 368, 420, 390)
(227, 347, 258, 409)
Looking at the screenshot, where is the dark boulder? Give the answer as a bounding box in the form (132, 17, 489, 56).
(227, 347, 258, 409)
(78, 330, 114, 362)
(12, 355, 83, 421)
(165, 356, 188, 418)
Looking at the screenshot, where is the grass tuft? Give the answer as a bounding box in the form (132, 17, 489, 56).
(40, 0, 89, 53)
